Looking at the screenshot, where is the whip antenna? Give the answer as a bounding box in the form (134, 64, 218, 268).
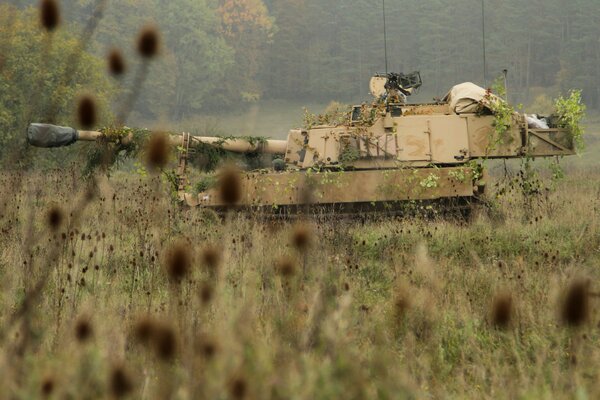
(382, 0, 388, 74)
(482, 0, 487, 86)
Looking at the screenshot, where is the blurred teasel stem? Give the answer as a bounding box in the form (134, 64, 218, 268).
(44, 0, 109, 124)
(116, 25, 160, 125)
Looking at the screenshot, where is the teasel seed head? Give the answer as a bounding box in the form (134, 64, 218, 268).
(275, 257, 296, 278)
(218, 166, 242, 205)
(228, 375, 248, 400)
(196, 334, 218, 360)
(77, 95, 97, 129)
(47, 206, 63, 231)
(165, 241, 192, 282)
(561, 278, 591, 328)
(40, 0, 60, 31)
(74, 316, 93, 343)
(41, 376, 55, 397)
(109, 364, 133, 398)
(201, 245, 221, 274)
(199, 282, 214, 305)
(291, 223, 311, 252)
(491, 292, 513, 330)
(145, 132, 170, 170)
(153, 323, 177, 361)
(108, 49, 126, 76)
(393, 284, 411, 322)
(133, 317, 156, 345)
(137, 26, 160, 58)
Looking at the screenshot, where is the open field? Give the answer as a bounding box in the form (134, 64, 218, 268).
(0, 158, 599, 399)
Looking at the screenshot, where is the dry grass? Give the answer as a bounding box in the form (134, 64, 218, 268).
(0, 166, 598, 399)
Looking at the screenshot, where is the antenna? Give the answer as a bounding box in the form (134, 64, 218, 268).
(382, 0, 388, 74)
(481, 0, 487, 87)
(502, 68, 508, 100)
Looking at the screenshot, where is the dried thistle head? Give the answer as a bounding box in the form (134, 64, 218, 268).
(107, 49, 126, 76)
(491, 292, 513, 330)
(47, 206, 63, 231)
(275, 256, 296, 278)
(74, 316, 93, 343)
(77, 95, 97, 129)
(40, 0, 60, 31)
(291, 223, 311, 252)
(145, 132, 170, 170)
(218, 166, 242, 205)
(137, 26, 160, 58)
(109, 365, 133, 398)
(165, 241, 192, 282)
(561, 278, 591, 328)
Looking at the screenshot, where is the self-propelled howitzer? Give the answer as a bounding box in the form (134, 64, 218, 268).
(27, 73, 577, 216)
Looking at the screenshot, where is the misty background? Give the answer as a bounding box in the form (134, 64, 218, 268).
(1, 0, 599, 147)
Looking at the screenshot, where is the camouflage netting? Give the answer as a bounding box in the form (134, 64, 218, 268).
(80, 127, 274, 178)
(81, 126, 152, 177)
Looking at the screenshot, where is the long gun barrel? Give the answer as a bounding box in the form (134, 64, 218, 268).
(26, 123, 287, 154)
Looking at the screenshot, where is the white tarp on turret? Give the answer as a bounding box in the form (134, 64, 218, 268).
(443, 82, 501, 114)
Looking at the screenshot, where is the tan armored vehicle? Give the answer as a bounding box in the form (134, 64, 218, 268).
(28, 72, 576, 216)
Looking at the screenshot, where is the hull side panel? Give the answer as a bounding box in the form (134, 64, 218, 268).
(187, 167, 476, 209)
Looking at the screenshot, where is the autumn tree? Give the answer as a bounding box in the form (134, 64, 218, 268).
(215, 0, 274, 107)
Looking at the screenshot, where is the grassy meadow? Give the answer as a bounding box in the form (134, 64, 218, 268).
(0, 143, 599, 400)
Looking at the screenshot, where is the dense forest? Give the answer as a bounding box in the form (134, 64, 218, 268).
(1, 0, 599, 130)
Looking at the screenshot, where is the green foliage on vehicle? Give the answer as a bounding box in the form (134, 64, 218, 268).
(339, 145, 361, 167)
(194, 175, 217, 194)
(486, 77, 515, 149)
(420, 173, 440, 189)
(554, 90, 586, 152)
(303, 102, 351, 129)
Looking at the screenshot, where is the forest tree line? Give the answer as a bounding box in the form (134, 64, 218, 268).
(2, 0, 599, 129)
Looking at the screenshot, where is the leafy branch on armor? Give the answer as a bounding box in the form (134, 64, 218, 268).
(554, 90, 586, 152)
